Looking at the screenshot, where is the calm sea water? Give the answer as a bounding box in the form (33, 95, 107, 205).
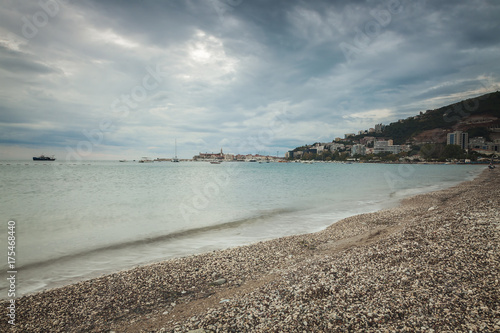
(0, 161, 484, 297)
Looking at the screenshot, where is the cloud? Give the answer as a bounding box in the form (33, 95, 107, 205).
(0, 0, 499, 159)
(343, 108, 393, 120)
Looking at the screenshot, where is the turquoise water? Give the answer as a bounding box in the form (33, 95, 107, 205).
(0, 161, 484, 297)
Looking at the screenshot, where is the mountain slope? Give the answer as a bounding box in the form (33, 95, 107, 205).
(370, 91, 499, 145)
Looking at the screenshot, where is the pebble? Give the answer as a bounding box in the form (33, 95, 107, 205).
(211, 278, 227, 286)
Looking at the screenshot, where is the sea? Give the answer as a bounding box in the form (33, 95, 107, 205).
(0, 160, 485, 298)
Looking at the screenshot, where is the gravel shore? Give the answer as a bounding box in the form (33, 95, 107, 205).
(2, 168, 499, 332)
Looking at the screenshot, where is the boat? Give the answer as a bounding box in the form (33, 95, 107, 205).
(119, 160, 127, 162)
(33, 155, 55, 161)
(210, 161, 221, 164)
(138, 157, 153, 163)
(172, 139, 180, 162)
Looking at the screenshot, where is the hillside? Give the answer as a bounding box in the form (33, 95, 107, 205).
(377, 91, 500, 144)
(287, 91, 500, 161)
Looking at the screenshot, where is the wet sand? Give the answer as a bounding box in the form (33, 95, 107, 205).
(2, 168, 499, 332)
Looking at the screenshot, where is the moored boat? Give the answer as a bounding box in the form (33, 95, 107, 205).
(172, 139, 180, 162)
(33, 155, 56, 161)
(138, 157, 153, 163)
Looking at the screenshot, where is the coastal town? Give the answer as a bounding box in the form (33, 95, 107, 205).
(137, 93, 500, 164)
(285, 92, 500, 163)
(138, 130, 499, 164)
(284, 128, 499, 163)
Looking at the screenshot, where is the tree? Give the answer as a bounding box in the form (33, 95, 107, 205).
(338, 152, 348, 161)
(467, 127, 491, 141)
(443, 144, 465, 159)
(466, 151, 479, 162)
(419, 144, 445, 160)
(322, 150, 333, 160)
(381, 154, 398, 162)
(301, 152, 314, 160)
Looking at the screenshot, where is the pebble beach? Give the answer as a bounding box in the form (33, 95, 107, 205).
(2, 167, 499, 332)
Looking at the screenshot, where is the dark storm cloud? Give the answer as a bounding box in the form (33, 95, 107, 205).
(0, 0, 499, 159)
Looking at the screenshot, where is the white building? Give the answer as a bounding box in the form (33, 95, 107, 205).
(374, 140, 401, 154)
(312, 143, 325, 153)
(351, 144, 366, 156)
(447, 131, 468, 150)
(326, 143, 345, 151)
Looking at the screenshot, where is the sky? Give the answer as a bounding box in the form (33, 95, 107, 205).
(0, 0, 499, 160)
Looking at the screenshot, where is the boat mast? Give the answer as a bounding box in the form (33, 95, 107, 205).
(172, 139, 180, 162)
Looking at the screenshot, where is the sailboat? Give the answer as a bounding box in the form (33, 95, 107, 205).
(172, 139, 180, 162)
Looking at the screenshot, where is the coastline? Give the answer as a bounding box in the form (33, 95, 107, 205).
(2, 167, 499, 332)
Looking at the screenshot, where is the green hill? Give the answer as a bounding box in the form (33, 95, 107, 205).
(287, 91, 500, 161)
(360, 91, 500, 144)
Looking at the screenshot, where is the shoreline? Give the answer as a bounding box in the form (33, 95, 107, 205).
(2, 167, 498, 332)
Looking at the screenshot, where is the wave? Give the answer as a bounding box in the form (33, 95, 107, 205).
(389, 167, 484, 200)
(14, 207, 300, 271)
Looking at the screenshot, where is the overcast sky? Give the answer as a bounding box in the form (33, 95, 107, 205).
(1, 0, 499, 160)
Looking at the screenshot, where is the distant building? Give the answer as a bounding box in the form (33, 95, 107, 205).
(287, 150, 304, 159)
(326, 143, 345, 151)
(374, 140, 401, 154)
(194, 148, 226, 161)
(334, 137, 342, 142)
(344, 133, 356, 139)
(360, 136, 376, 145)
(375, 123, 385, 133)
(307, 148, 318, 154)
(351, 144, 366, 156)
(312, 143, 325, 153)
(469, 137, 486, 149)
(223, 153, 234, 161)
(469, 137, 499, 153)
(447, 131, 468, 150)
